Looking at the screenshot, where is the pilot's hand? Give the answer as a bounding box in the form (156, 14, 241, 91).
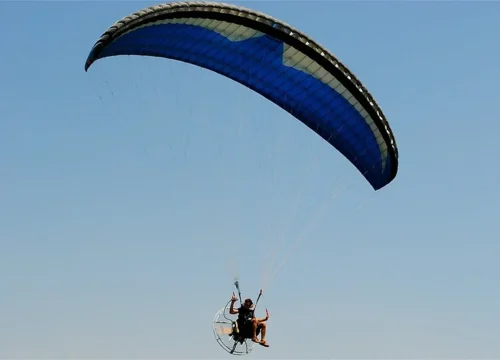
(231, 293, 238, 302)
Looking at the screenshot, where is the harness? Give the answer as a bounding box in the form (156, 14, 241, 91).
(237, 307, 254, 325)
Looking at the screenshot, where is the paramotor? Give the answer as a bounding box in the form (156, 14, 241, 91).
(213, 300, 255, 356)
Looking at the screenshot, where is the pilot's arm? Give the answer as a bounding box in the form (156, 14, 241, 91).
(257, 309, 269, 322)
(229, 299, 239, 314)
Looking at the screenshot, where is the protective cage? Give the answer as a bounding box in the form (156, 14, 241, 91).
(212, 300, 255, 355)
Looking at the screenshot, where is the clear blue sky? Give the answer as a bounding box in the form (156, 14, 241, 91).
(1, 0, 499, 358)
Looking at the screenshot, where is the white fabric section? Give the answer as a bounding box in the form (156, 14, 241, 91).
(282, 44, 388, 170)
(118, 17, 265, 42)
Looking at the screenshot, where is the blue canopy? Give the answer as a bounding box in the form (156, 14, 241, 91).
(85, 1, 399, 190)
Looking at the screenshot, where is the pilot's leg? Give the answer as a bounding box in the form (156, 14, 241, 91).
(258, 322, 269, 346)
(250, 318, 259, 343)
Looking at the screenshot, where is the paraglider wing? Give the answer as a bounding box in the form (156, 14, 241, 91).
(85, 1, 399, 190)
